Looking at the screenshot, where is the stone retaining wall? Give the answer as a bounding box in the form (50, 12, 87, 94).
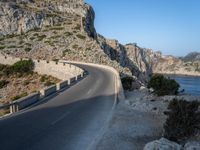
(0, 53, 84, 80)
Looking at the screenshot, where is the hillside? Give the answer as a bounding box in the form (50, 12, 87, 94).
(153, 53, 200, 76)
(0, 0, 156, 84)
(0, 0, 199, 84)
(180, 52, 200, 62)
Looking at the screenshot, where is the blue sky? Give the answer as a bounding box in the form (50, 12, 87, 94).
(85, 0, 200, 56)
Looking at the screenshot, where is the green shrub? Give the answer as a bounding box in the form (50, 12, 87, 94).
(7, 45, 17, 49)
(0, 46, 5, 50)
(23, 80, 30, 86)
(50, 26, 64, 30)
(11, 92, 28, 101)
(40, 75, 54, 83)
(37, 35, 46, 41)
(25, 43, 32, 47)
(72, 44, 79, 49)
(164, 99, 200, 142)
(62, 49, 71, 56)
(0, 64, 7, 71)
(0, 64, 13, 76)
(76, 34, 86, 40)
(0, 80, 9, 89)
(11, 59, 34, 74)
(148, 74, 180, 96)
(29, 37, 35, 40)
(49, 35, 61, 39)
(44, 80, 54, 86)
(64, 32, 73, 36)
(40, 75, 47, 83)
(24, 47, 32, 52)
(74, 24, 81, 30)
(121, 76, 134, 91)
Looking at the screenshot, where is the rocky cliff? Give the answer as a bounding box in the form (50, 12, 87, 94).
(180, 52, 200, 62)
(0, 0, 198, 86)
(0, 0, 152, 84)
(153, 53, 200, 76)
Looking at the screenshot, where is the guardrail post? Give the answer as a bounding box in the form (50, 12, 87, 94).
(10, 103, 19, 113)
(9, 104, 13, 114)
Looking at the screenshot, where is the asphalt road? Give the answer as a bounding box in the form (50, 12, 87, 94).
(0, 64, 116, 150)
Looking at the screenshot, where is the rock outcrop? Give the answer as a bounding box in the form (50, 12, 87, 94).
(180, 52, 200, 62)
(0, 0, 152, 84)
(144, 138, 200, 150)
(184, 141, 200, 150)
(0, 0, 199, 85)
(153, 54, 200, 76)
(144, 138, 181, 150)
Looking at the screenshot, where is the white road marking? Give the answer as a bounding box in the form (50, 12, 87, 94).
(51, 111, 71, 125)
(87, 89, 93, 95)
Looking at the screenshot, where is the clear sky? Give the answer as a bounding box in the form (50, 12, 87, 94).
(85, 0, 200, 57)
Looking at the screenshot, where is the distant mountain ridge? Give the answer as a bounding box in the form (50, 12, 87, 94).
(180, 52, 200, 62)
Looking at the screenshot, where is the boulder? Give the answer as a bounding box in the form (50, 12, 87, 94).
(143, 138, 181, 150)
(184, 141, 200, 150)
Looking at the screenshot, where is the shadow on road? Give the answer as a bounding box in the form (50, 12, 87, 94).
(0, 93, 115, 150)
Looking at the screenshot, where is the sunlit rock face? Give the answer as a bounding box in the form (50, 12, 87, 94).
(1, 0, 197, 85)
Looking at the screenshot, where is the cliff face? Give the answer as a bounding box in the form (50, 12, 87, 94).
(153, 54, 200, 76)
(180, 52, 200, 62)
(0, 0, 95, 37)
(0, 0, 135, 81)
(1, 0, 198, 85)
(97, 36, 156, 82)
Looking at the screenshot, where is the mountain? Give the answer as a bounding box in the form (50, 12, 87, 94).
(153, 53, 200, 76)
(0, 0, 155, 84)
(0, 0, 199, 85)
(180, 52, 200, 62)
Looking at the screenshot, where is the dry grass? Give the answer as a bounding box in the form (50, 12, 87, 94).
(0, 73, 60, 104)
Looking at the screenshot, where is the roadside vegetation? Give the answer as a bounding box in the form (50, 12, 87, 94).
(147, 74, 180, 96)
(121, 76, 135, 91)
(0, 61, 60, 105)
(164, 99, 200, 142)
(0, 80, 9, 89)
(0, 59, 34, 76)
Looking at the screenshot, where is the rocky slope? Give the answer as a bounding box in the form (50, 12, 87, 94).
(153, 53, 200, 76)
(180, 52, 200, 62)
(0, 0, 156, 84)
(0, 0, 199, 85)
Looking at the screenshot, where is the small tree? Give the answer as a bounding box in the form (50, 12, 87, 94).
(121, 76, 134, 91)
(11, 59, 34, 74)
(148, 74, 180, 96)
(164, 99, 200, 142)
(0, 80, 9, 89)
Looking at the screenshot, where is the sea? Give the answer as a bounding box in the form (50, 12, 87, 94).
(167, 75, 200, 96)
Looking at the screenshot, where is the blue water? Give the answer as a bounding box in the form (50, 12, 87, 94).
(168, 75, 200, 96)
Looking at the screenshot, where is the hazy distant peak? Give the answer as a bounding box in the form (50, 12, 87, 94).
(182, 52, 200, 62)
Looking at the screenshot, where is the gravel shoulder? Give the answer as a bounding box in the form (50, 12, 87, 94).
(96, 89, 167, 150)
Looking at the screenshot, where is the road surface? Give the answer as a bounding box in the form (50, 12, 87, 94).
(0, 64, 116, 150)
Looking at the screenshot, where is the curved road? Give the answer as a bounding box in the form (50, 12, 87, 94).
(0, 64, 116, 150)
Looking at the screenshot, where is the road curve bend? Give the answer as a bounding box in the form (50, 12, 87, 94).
(0, 63, 117, 150)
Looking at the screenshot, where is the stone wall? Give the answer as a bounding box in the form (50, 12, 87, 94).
(0, 53, 84, 80)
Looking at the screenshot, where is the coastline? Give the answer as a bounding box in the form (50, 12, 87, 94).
(154, 71, 200, 77)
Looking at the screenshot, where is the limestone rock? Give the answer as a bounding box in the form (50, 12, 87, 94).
(143, 138, 181, 150)
(184, 141, 200, 150)
(2, 0, 198, 86)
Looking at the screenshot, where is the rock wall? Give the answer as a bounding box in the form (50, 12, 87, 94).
(0, 0, 95, 37)
(153, 55, 200, 76)
(0, 53, 83, 80)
